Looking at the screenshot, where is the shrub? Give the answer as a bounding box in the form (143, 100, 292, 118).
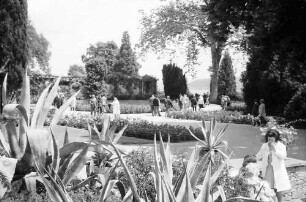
(284, 84, 306, 120)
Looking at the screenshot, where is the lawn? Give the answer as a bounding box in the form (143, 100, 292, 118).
(51, 122, 306, 161)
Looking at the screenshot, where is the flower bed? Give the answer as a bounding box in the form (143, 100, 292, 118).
(166, 110, 253, 125)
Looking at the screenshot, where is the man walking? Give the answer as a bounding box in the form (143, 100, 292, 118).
(149, 94, 155, 116)
(153, 95, 161, 116)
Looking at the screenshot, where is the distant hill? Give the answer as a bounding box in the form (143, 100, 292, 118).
(188, 78, 210, 94)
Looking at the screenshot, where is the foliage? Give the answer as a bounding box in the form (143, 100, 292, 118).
(114, 31, 140, 76)
(225, 101, 247, 113)
(284, 84, 306, 120)
(138, 0, 234, 102)
(215, 0, 306, 115)
(162, 63, 188, 99)
(218, 51, 237, 100)
(67, 64, 86, 78)
(167, 110, 252, 125)
(82, 41, 118, 97)
(0, 0, 28, 93)
(27, 21, 51, 74)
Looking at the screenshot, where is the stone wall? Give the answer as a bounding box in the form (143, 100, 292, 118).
(283, 159, 306, 201)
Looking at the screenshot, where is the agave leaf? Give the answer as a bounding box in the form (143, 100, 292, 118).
(154, 134, 162, 202)
(101, 116, 110, 141)
(31, 84, 51, 128)
(27, 129, 49, 172)
(173, 165, 187, 196)
(107, 125, 117, 142)
(37, 162, 72, 202)
(195, 162, 212, 202)
(190, 152, 210, 189)
(0, 129, 10, 154)
(59, 142, 87, 159)
(214, 124, 229, 145)
(159, 133, 172, 185)
(201, 119, 207, 141)
(187, 129, 207, 147)
(50, 128, 60, 175)
(19, 70, 30, 119)
(217, 185, 226, 201)
(209, 153, 232, 187)
(112, 124, 128, 145)
(182, 170, 195, 202)
(158, 169, 177, 202)
(99, 169, 118, 201)
(186, 144, 198, 175)
(93, 123, 100, 140)
(36, 77, 61, 128)
(109, 141, 141, 202)
(63, 126, 69, 146)
(116, 180, 126, 200)
(122, 188, 133, 202)
(58, 153, 74, 180)
(51, 90, 80, 127)
(62, 143, 90, 186)
(69, 174, 102, 191)
(5, 121, 23, 159)
(2, 73, 7, 106)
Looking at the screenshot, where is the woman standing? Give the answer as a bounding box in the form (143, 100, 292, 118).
(111, 97, 120, 119)
(256, 129, 291, 202)
(258, 99, 267, 126)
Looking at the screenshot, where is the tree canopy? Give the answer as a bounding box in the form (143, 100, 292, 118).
(138, 0, 233, 103)
(27, 21, 51, 74)
(67, 64, 86, 78)
(114, 31, 141, 76)
(0, 0, 28, 92)
(212, 0, 306, 115)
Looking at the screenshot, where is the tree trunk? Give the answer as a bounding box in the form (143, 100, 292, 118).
(209, 40, 223, 103)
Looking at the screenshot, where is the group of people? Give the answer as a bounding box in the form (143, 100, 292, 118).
(179, 92, 210, 111)
(251, 99, 267, 127)
(240, 129, 291, 202)
(89, 94, 120, 119)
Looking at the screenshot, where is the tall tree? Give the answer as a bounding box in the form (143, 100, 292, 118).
(138, 0, 232, 103)
(27, 21, 51, 74)
(67, 64, 86, 78)
(82, 41, 118, 97)
(213, 0, 306, 115)
(0, 0, 28, 93)
(218, 51, 237, 99)
(114, 31, 141, 75)
(162, 63, 187, 99)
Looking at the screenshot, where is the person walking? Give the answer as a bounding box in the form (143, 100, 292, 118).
(149, 94, 155, 116)
(190, 95, 197, 111)
(198, 95, 204, 109)
(70, 95, 77, 111)
(258, 99, 267, 126)
(90, 95, 97, 116)
(101, 95, 108, 113)
(97, 95, 102, 114)
(165, 95, 173, 116)
(182, 94, 189, 110)
(256, 129, 291, 202)
(251, 99, 260, 126)
(111, 97, 120, 119)
(179, 94, 183, 110)
(152, 95, 161, 116)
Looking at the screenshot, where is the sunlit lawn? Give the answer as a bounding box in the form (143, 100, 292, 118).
(51, 123, 306, 161)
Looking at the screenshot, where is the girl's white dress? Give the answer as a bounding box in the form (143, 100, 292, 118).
(112, 100, 120, 115)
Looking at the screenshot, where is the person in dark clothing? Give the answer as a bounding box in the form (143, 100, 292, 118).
(152, 96, 161, 116)
(165, 96, 173, 116)
(190, 95, 197, 111)
(251, 99, 260, 126)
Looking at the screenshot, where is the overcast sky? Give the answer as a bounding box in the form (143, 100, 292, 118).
(28, 0, 212, 87)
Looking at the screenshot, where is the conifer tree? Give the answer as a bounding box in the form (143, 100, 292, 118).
(218, 51, 237, 99)
(162, 63, 187, 99)
(114, 31, 140, 76)
(0, 0, 28, 92)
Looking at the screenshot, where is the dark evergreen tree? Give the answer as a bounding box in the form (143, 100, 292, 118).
(218, 51, 236, 99)
(162, 63, 187, 99)
(114, 31, 140, 76)
(0, 0, 28, 93)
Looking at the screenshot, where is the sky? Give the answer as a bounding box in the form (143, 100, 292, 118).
(27, 0, 214, 90)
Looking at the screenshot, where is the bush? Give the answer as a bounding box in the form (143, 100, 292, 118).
(284, 84, 306, 120)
